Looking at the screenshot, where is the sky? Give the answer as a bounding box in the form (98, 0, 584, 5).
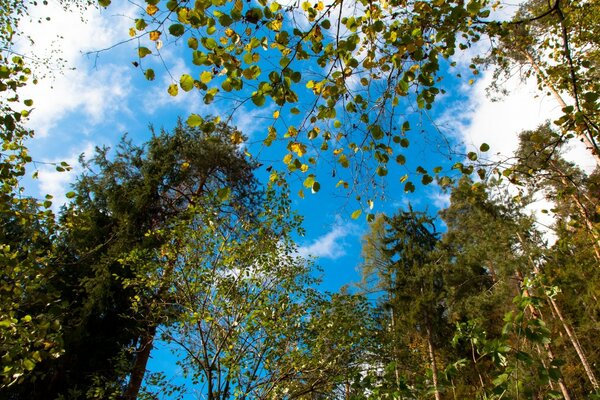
(11, 1, 596, 395)
(15, 1, 595, 286)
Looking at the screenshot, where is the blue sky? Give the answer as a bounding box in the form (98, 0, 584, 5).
(12, 1, 597, 395)
(16, 2, 595, 290)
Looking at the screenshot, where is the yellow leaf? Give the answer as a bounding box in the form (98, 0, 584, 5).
(300, 164, 309, 172)
(230, 131, 244, 145)
(149, 30, 161, 41)
(315, 1, 324, 10)
(273, 110, 280, 119)
(298, 189, 305, 199)
(283, 154, 293, 164)
(270, 19, 282, 31)
(129, 27, 136, 37)
(290, 142, 306, 157)
(168, 84, 178, 96)
(333, 148, 343, 155)
(146, 4, 159, 15)
(200, 71, 212, 83)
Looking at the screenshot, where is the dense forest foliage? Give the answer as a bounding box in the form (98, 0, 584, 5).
(1, 0, 599, 399)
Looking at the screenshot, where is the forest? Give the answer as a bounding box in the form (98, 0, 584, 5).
(1, 0, 599, 399)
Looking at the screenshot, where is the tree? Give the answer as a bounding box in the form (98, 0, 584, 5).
(358, 209, 449, 399)
(489, 0, 600, 166)
(2, 118, 264, 399)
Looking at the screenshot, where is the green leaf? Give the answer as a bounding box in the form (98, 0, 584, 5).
(187, 114, 204, 127)
(467, 151, 478, 161)
(135, 18, 147, 31)
(169, 23, 185, 37)
(351, 209, 362, 219)
(138, 47, 152, 58)
(479, 143, 490, 152)
(311, 181, 320, 193)
(188, 37, 199, 50)
(180, 74, 194, 91)
(251, 92, 266, 107)
(145, 69, 155, 81)
(66, 191, 76, 199)
(98, 0, 111, 7)
(404, 181, 415, 193)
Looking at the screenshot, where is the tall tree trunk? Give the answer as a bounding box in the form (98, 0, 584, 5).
(425, 324, 441, 400)
(123, 325, 157, 400)
(124, 259, 177, 399)
(515, 270, 572, 400)
(547, 296, 600, 391)
(515, 232, 600, 390)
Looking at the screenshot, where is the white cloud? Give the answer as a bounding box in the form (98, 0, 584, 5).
(36, 142, 95, 211)
(15, 3, 136, 136)
(297, 218, 359, 260)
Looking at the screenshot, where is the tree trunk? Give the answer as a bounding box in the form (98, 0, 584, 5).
(515, 270, 572, 400)
(425, 325, 441, 400)
(515, 232, 599, 390)
(123, 325, 157, 400)
(548, 295, 599, 391)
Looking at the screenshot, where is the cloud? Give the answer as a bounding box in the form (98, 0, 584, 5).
(36, 142, 95, 211)
(297, 218, 359, 260)
(15, 3, 136, 137)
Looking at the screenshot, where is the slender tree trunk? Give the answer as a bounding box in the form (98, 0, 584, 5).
(123, 325, 157, 400)
(425, 324, 441, 400)
(390, 306, 401, 390)
(515, 232, 600, 390)
(548, 295, 599, 391)
(521, 50, 600, 167)
(515, 270, 572, 400)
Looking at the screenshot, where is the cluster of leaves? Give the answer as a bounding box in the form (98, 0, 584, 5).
(96, 0, 598, 216)
(98, 0, 499, 209)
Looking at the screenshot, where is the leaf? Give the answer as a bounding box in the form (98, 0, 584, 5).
(251, 92, 265, 106)
(168, 84, 179, 96)
(169, 23, 185, 37)
(311, 181, 320, 193)
(135, 18, 147, 31)
(65, 191, 76, 199)
(351, 209, 362, 219)
(180, 74, 194, 91)
(138, 47, 152, 58)
(467, 151, 478, 161)
(146, 4, 159, 15)
(188, 37, 198, 50)
(144, 69, 155, 81)
(98, 0, 111, 7)
(479, 143, 490, 152)
(187, 114, 203, 127)
(149, 31, 161, 41)
(404, 181, 415, 193)
(303, 175, 315, 188)
(200, 71, 212, 84)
